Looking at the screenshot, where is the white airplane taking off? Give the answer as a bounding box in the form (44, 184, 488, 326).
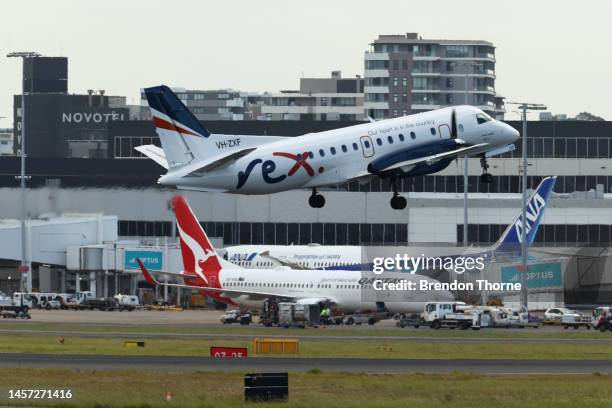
(137, 85, 519, 209)
(137, 195, 454, 314)
(223, 176, 557, 272)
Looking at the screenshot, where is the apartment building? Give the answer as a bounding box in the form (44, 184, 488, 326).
(364, 33, 505, 119)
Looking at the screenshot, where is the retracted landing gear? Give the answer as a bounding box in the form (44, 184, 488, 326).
(309, 188, 325, 208)
(480, 157, 493, 184)
(389, 179, 407, 210)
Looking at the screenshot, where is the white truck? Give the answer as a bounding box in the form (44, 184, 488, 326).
(113, 294, 140, 311)
(1, 292, 31, 319)
(420, 301, 484, 330)
(419, 302, 524, 330)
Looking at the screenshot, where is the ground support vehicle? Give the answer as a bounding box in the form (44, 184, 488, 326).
(561, 314, 592, 330)
(221, 310, 253, 325)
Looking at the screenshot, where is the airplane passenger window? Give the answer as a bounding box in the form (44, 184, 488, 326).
(376, 138, 382, 146)
(364, 140, 371, 148)
(330, 147, 336, 155)
(319, 149, 325, 157)
(352, 142, 358, 150)
(388, 136, 394, 144)
(308, 151, 314, 159)
(410, 131, 416, 139)
(341, 145, 347, 152)
(398, 134, 405, 141)
(458, 124, 464, 132)
(430, 128, 436, 135)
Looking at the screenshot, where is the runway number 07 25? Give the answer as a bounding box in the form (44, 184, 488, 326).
(210, 346, 248, 358)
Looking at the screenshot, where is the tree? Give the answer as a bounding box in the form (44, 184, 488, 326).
(573, 112, 605, 121)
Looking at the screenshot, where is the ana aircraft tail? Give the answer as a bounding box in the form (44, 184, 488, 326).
(494, 176, 557, 253)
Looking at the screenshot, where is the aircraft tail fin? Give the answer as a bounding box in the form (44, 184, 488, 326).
(494, 176, 557, 253)
(144, 85, 212, 169)
(172, 195, 223, 288)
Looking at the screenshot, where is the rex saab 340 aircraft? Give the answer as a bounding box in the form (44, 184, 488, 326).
(137, 85, 519, 209)
(137, 195, 454, 313)
(222, 176, 557, 272)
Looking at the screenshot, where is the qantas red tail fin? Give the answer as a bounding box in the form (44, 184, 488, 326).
(172, 195, 222, 288)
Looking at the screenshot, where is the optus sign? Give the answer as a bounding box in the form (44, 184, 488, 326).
(501, 262, 562, 289)
(124, 250, 163, 271)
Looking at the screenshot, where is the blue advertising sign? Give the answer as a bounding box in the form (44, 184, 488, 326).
(501, 262, 562, 289)
(124, 250, 163, 271)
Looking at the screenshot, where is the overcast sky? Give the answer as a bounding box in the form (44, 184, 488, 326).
(1, 0, 611, 127)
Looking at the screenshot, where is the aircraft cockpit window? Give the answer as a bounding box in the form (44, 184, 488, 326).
(476, 113, 492, 124)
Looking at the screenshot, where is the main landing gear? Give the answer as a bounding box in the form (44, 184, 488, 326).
(480, 157, 493, 184)
(309, 188, 325, 208)
(390, 179, 407, 210)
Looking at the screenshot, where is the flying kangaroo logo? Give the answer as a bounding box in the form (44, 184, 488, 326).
(513, 192, 546, 243)
(236, 151, 315, 189)
(176, 221, 218, 285)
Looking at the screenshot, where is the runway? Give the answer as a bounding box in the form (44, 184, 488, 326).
(1, 328, 611, 344)
(0, 353, 610, 374)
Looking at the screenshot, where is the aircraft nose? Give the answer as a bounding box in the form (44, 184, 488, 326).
(507, 124, 520, 143)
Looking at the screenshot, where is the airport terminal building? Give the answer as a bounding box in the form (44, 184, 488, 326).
(1, 118, 612, 306)
(1, 55, 611, 307)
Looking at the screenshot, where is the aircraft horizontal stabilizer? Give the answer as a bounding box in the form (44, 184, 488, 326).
(186, 147, 257, 176)
(137, 258, 298, 302)
(134, 145, 168, 169)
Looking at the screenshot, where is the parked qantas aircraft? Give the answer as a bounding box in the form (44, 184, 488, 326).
(137, 195, 454, 313)
(223, 176, 557, 272)
(137, 85, 519, 209)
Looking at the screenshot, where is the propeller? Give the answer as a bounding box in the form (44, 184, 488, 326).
(450, 108, 457, 139)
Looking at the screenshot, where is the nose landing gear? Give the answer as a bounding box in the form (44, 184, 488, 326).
(309, 188, 325, 208)
(480, 157, 493, 184)
(389, 179, 407, 210)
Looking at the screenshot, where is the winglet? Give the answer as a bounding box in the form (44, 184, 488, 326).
(137, 258, 160, 286)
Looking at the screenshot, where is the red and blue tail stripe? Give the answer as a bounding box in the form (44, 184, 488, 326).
(144, 85, 211, 138)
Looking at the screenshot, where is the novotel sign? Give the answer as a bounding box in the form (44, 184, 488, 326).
(61, 111, 126, 124)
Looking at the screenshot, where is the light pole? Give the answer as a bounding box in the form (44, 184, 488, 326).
(451, 61, 482, 247)
(7, 51, 40, 293)
(507, 101, 546, 315)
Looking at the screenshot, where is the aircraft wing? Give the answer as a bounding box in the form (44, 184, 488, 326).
(259, 251, 309, 270)
(134, 145, 169, 169)
(367, 142, 490, 175)
(135, 261, 199, 280)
